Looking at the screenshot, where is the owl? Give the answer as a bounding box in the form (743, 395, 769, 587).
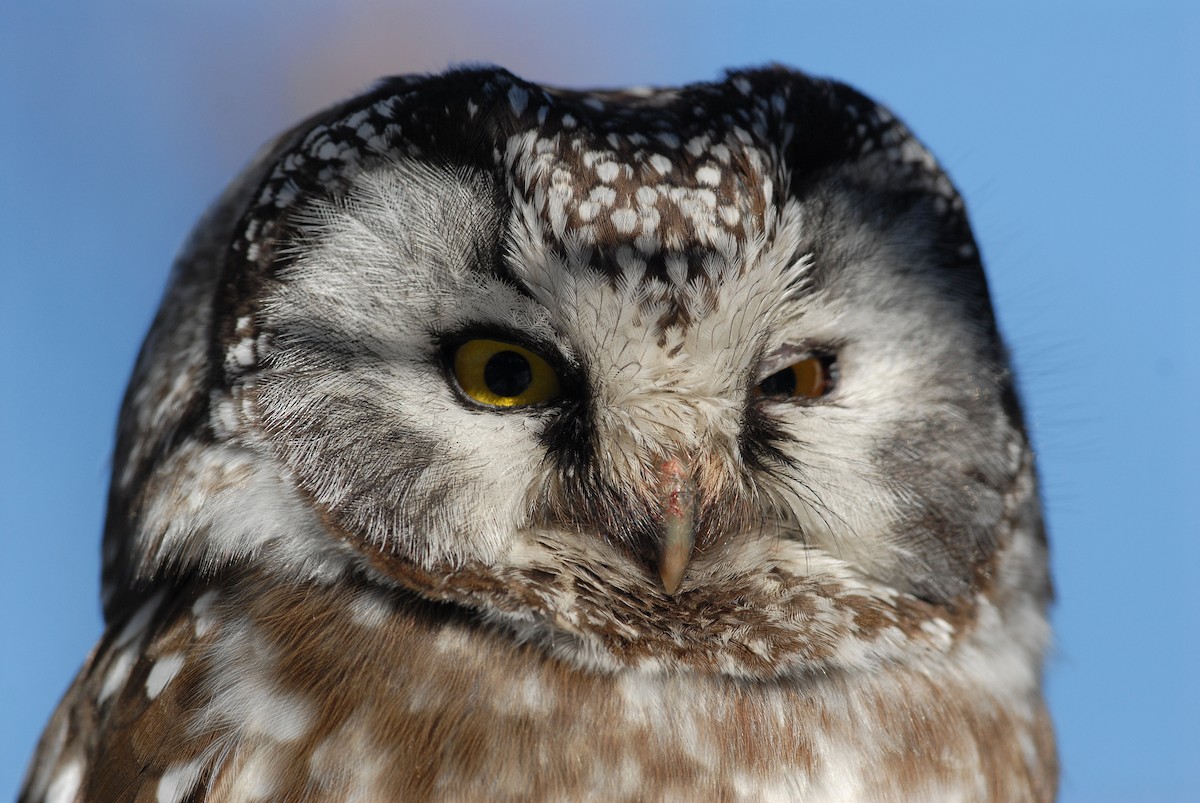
(21, 66, 1056, 802)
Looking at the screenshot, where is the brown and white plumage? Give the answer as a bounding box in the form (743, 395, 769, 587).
(22, 66, 1056, 802)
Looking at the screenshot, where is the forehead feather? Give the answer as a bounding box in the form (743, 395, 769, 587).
(223, 66, 978, 354)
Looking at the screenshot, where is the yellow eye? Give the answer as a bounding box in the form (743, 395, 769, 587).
(452, 339, 562, 408)
(756, 356, 831, 399)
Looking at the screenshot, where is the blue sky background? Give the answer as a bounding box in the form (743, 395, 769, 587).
(2, 2, 1197, 799)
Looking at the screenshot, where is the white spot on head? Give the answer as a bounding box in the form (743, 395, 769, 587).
(577, 200, 600, 223)
(232, 338, 256, 368)
(610, 208, 638, 234)
(648, 153, 672, 175)
(354, 122, 377, 143)
(45, 758, 84, 803)
(588, 185, 616, 207)
(634, 186, 658, 206)
(595, 161, 619, 182)
(507, 85, 528, 115)
(695, 165, 722, 186)
(685, 135, 711, 157)
(146, 653, 186, 700)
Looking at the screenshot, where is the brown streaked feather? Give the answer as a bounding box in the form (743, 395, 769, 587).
(25, 567, 1054, 802)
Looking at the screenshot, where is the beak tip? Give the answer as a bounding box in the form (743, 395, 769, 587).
(659, 571, 682, 597)
(657, 551, 689, 596)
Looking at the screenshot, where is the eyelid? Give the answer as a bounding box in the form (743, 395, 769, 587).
(441, 329, 573, 374)
(755, 345, 821, 382)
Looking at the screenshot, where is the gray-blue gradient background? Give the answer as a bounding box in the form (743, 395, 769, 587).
(3, 2, 1197, 799)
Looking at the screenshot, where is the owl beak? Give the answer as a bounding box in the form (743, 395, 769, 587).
(656, 457, 697, 596)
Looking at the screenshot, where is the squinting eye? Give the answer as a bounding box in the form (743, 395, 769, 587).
(452, 339, 562, 408)
(756, 356, 832, 400)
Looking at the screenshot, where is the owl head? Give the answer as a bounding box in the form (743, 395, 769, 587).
(101, 66, 1049, 679)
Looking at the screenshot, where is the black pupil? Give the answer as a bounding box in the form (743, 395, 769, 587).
(484, 350, 533, 397)
(758, 367, 796, 396)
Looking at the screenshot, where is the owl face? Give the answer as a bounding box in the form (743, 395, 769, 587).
(29, 67, 1055, 802)
(106, 67, 1040, 679)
